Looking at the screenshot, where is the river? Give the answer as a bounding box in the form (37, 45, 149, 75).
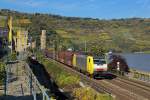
(117, 53, 150, 72)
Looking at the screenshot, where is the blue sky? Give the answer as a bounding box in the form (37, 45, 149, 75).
(0, 0, 150, 19)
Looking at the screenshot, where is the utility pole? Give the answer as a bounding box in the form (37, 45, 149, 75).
(53, 41, 55, 59)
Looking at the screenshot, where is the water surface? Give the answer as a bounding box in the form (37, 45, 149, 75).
(118, 53, 150, 72)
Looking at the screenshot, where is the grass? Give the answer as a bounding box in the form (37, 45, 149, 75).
(37, 53, 80, 87)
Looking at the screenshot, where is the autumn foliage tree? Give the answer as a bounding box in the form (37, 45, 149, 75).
(108, 55, 129, 72)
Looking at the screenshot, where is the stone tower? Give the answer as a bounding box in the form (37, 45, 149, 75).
(15, 30, 28, 52)
(41, 30, 46, 50)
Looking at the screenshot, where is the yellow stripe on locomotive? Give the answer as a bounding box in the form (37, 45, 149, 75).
(87, 56, 94, 75)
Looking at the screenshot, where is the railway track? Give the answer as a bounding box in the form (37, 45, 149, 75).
(97, 80, 143, 100)
(46, 57, 150, 100)
(118, 76, 150, 90)
(111, 72, 150, 89)
(105, 77, 150, 99)
(115, 77, 150, 92)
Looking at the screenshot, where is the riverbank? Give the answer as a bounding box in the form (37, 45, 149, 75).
(129, 68, 150, 82)
(143, 51, 150, 54)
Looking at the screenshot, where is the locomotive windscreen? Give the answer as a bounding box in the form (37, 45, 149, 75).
(94, 59, 106, 65)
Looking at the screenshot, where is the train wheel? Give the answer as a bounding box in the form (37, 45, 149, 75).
(93, 74, 96, 79)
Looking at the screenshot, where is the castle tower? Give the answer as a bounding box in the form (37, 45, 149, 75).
(15, 30, 28, 52)
(41, 30, 46, 50)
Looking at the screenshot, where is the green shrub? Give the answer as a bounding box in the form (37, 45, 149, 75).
(7, 52, 17, 61)
(73, 87, 114, 100)
(0, 62, 5, 85)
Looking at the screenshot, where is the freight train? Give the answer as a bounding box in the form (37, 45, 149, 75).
(45, 50, 108, 78)
(44, 49, 129, 78)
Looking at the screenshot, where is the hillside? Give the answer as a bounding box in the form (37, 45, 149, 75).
(0, 9, 150, 53)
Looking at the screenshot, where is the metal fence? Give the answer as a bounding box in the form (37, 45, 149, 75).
(23, 62, 51, 100)
(131, 70, 150, 82)
(110, 69, 150, 82)
(3, 61, 51, 100)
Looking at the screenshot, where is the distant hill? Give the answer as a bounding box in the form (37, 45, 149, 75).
(0, 9, 150, 53)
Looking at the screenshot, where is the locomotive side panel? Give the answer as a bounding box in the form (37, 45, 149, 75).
(76, 55, 87, 72)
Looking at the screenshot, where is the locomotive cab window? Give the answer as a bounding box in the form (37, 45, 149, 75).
(94, 59, 100, 64)
(89, 59, 90, 62)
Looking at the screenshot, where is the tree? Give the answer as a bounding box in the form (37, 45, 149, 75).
(108, 55, 129, 72)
